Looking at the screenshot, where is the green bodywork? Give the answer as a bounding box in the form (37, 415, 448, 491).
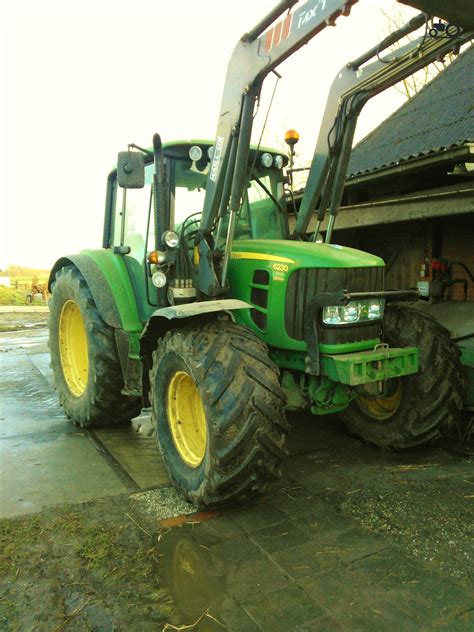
(227, 239, 384, 352)
(79, 250, 143, 332)
(227, 239, 418, 413)
(321, 347, 419, 386)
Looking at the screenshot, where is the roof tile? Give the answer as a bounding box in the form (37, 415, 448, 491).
(348, 45, 474, 176)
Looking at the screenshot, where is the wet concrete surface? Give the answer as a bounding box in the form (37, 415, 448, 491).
(1, 319, 473, 630)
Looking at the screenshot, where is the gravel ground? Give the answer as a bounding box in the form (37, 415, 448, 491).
(132, 487, 195, 520)
(341, 474, 474, 580)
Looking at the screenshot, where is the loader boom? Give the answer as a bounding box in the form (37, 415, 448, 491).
(200, 0, 357, 233)
(197, 0, 358, 296)
(295, 17, 472, 240)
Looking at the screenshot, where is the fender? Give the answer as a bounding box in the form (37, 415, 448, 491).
(139, 298, 251, 407)
(48, 249, 142, 332)
(140, 299, 251, 354)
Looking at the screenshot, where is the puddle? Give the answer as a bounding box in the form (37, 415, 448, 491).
(0, 328, 49, 352)
(157, 526, 230, 630)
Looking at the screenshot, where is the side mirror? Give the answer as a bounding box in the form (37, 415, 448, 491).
(117, 151, 145, 189)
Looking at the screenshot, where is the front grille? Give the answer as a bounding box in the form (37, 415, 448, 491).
(285, 267, 384, 342)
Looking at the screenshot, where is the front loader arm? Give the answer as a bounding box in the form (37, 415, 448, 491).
(294, 18, 472, 240)
(200, 0, 357, 231)
(197, 0, 357, 296)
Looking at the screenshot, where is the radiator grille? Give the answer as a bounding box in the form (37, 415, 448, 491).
(285, 267, 384, 342)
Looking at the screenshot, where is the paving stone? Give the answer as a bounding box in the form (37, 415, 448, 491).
(434, 611, 474, 631)
(241, 584, 326, 631)
(403, 575, 473, 621)
(296, 615, 345, 631)
(209, 534, 265, 565)
(0, 432, 127, 517)
(328, 598, 423, 631)
(249, 518, 311, 554)
(94, 427, 169, 488)
(297, 558, 473, 630)
(348, 546, 434, 590)
(317, 527, 388, 564)
(269, 481, 319, 516)
(290, 508, 356, 539)
(158, 526, 290, 624)
(219, 597, 263, 631)
(378, 587, 446, 626)
(225, 558, 290, 602)
(187, 514, 244, 546)
(298, 565, 382, 613)
(228, 502, 286, 533)
(270, 538, 342, 579)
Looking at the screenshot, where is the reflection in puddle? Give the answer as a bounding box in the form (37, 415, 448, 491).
(158, 525, 240, 631)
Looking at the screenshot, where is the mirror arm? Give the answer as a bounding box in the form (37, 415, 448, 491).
(128, 143, 153, 157)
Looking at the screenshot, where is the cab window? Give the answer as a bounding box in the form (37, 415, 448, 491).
(113, 164, 155, 264)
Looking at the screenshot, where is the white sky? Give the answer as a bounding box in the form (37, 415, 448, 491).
(0, 0, 415, 270)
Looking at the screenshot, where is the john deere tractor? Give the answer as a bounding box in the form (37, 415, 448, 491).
(48, 0, 469, 507)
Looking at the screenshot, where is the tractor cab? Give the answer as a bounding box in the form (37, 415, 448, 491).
(105, 140, 288, 320)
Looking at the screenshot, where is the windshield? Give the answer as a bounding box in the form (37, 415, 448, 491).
(172, 158, 286, 242)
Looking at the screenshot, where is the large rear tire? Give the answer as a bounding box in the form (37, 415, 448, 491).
(48, 265, 142, 427)
(341, 305, 464, 450)
(150, 320, 289, 508)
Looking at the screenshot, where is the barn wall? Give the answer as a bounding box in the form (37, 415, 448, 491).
(334, 214, 474, 301)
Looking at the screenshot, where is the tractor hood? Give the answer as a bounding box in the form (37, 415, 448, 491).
(230, 239, 384, 269)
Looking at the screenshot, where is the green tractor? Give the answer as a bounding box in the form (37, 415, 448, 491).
(48, 0, 469, 508)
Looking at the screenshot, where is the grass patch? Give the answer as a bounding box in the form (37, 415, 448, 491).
(0, 498, 178, 630)
(0, 288, 28, 306)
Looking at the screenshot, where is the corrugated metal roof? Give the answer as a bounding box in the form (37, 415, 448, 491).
(348, 44, 474, 177)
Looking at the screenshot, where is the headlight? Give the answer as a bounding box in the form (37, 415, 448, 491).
(274, 155, 284, 169)
(162, 230, 180, 249)
(342, 303, 359, 323)
(260, 152, 273, 168)
(363, 300, 384, 320)
(322, 299, 385, 325)
(152, 271, 167, 288)
(189, 145, 203, 162)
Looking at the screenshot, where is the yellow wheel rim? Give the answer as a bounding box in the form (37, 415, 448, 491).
(167, 371, 207, 468)
(355, 379, 402, 421)
(58, 300, 89, 397)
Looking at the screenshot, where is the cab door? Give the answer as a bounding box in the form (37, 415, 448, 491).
(111, 162, 159, 323)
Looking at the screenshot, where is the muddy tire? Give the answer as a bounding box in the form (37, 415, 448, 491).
(341, 305, 464, 450)
(150, 320, 289, 508)
(48, 265, 142, 427)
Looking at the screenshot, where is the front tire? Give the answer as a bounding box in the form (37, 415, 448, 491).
(150, 320, 289, 508)
(48, 265, 142, 427)
(341, 305, 464, 450)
